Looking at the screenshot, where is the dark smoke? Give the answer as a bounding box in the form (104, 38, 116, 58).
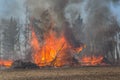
(1, 0, 120, 61)
(64, 0, 120, 56)
(63, 22, 84, 48)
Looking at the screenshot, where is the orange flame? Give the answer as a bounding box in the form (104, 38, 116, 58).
(81, 56, 103, 66)
(0, 59, 13, 67)
(31, 29, 83, 67)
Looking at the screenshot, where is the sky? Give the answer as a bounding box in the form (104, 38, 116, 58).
(0, 0, 26, 23)
(0, 0, 120, 25)
(110, 1, 120, 23)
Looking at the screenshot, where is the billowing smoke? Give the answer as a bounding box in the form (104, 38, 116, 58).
(0, 0, 120, 62)
(25, 0, 68, 28)
(64, 0, 120, 56)
(64, 0, 88, 27)
(26, 0, 84, 50)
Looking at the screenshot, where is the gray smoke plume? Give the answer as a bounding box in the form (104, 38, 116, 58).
(64, 0, 88, 27)
(26, 0, 84, 46)
(64, 0, 120, 56)
(26, 0, 68, 28)
(1, 0, 120, 61)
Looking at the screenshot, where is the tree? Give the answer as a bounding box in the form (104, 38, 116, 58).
(2, 17, 19, 60)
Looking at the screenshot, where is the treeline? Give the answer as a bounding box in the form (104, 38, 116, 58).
(0, 17, 31, 61)
(0, 9, 120, 65)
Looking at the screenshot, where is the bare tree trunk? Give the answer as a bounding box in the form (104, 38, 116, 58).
(116, 33, 120, 64)
(0, 33, 2, 59)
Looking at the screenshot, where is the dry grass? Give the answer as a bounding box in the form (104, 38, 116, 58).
(0, 66, 120, 80)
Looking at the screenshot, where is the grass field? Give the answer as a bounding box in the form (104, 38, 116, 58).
(0, 66, 120, 80)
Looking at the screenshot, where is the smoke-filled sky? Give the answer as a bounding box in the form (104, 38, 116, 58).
(0, 0, 26, 23)
(0, 0, 120, 24)
(110, 1, 120, 23)
(0, 0, 120, 60)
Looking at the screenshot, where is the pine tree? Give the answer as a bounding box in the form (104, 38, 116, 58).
(2, 17, 19, 60)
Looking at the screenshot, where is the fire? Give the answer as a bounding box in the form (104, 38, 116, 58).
(31, 29, 83, 67)
(0, 59, 13, 67)
(30, 11, 84, 67)
(81, 56, 103, 66)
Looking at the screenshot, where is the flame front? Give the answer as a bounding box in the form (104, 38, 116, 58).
(0, 59, 13, 67)
(31, 29, 83, 67)
(81, 56, 103, 66)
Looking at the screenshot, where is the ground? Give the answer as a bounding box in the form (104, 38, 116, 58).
(0, 66, 120, 80)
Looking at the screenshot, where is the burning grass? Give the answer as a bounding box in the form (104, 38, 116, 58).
(0, 59, 13, 68)
(0, 67, 120, 80)
(80, 56, 104, 66)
